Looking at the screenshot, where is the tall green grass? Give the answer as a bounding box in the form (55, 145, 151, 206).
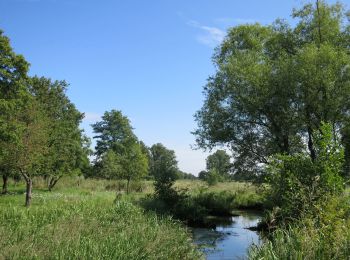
(0, 188, 202, 259)
(249, 222, 350, 260)
(249, 195, 350, 260)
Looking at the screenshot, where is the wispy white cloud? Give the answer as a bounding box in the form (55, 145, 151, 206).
(83, 112, 101, 123)
(214, 17, 258, 26)
(188, 20, 226, 47)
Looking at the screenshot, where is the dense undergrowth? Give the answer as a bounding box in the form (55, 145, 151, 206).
(249, 123, 350, 259)
(140, 181, 265, 226)
(249, 195, 350, 259)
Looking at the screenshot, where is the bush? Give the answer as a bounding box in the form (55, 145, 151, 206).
(194, 191, 236, 216)
(206, 169, 221, 186)
(140, 189, 208, 226)
(249, 196, 350, 260)
(265, 122, 345, 223)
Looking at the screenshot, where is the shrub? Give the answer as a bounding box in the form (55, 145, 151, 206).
(194, 191, 236, 216)
(206, 169, 221, 186)
(265, 122, 345, 223)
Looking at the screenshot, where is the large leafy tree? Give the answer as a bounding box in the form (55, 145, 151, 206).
(0, 30, 30, 193)
(13, 99, 49, 206)
(92, 110, 148, 192)
(92, 110, 136, 158)
(29, 77, 89, 191)
(194, 0, 350, 177)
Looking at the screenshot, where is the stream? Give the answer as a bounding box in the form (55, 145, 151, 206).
(192, 211, 262, 259)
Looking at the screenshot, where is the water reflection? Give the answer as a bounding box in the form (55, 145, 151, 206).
(192, 211, 261, 259)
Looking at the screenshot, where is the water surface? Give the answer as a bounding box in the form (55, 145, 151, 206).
(192, 211, 261, 259)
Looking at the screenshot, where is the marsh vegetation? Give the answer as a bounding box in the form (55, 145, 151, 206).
(2, 0, 350, 259)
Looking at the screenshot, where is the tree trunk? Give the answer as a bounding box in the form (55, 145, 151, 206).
(25, 178, 32, 207)
(2, 175, 8, 194)
(48, 177, 60, 192)
(316, 0, 323, 46)
(308, 126, 316, 162)
(126, 178, 130, 194)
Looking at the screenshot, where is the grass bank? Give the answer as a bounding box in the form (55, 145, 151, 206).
(248, 195, 350, 259)
(0, 184, 202, 259)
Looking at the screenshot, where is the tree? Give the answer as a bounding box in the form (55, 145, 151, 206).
(206, 169, 220, 186)
(14, 99, 49, 206)
(176, 170, 196, 180)
(139, 140, 151, 176)
(29, 77, 88, 191)
(194, 1, 350, 177)
(198, 170, 208, 181)
(267, 122, 344, 222)
(149, 143, 178, 201)
(118, 140, 148, 193)
(92, 110, 148, 193)
(97, 150, 121, 180)
(0, 30, 30, 194)
(206, 150, 231, 180)
(92, 110, 136, 158)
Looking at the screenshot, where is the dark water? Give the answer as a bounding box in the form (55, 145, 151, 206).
(192, 211, 261, 260)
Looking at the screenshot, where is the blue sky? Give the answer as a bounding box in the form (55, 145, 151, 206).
(0, 0, 346, 174)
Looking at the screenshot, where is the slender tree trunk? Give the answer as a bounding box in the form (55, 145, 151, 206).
(126, 178, 130, 194)
(25, 179, 32, 207)
(21, 171, 32, 207)
(48, 177, 60, 191)
(2, 175, 8, 194)
(316, 0, 322, 46)
(282, 135, 290, 155)
(308, 126, 316, 162)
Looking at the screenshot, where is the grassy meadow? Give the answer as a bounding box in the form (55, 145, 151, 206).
(0, 177, 266, 260)
(0, 178, 205, 260)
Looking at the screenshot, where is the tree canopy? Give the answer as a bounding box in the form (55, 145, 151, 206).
(206, 150, 232, 179)
(0, 30, 89, 205)
(194, 0, 350, 177)
(149, 143, 178, 201)
(92, 110, 148, 192)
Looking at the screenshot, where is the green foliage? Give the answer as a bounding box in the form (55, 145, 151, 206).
(194, 0, 350, 178)
(97, 150, 121, 179)
(29, 77, 89, 190)
(141, 180, 265, 226)
(150, 143, 179, 202)
(92, 110, 136, 158)
(117, 140, 149, 193)
(206, 169, 221, 186)
(266, 122, 344, 222)
(92, 110, 148, 192)
(198, 170, 208, 180)
(206, 150, 232, 180)
(176, 170, 197, 180)
(0, 30, 88, 203)
(249, 196, 350, 260)
(194, 188, 265, 216)
(0, 187, 203, 259)
(0, 30, 30, 193)
(0, 30, 29, 145)
(194, 190, 236, 216)
(140, 190, 208, 226)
